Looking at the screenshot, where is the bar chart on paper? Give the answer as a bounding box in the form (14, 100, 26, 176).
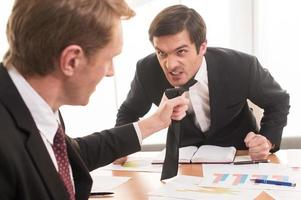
(201, 163, 301, 191)
(149, 175, 260, 200)
(212, 173, 289, 186)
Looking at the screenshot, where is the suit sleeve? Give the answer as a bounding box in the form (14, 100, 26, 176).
(247, 57, 290, 152)
(74, 124, 141, 171)
(115, 60, 153, 126)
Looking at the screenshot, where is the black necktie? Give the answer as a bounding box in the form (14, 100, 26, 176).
(161, 79, 197, 180)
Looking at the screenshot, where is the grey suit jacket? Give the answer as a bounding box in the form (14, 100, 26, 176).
(0, 64, 141, 200)
(116, 47, 290, 151)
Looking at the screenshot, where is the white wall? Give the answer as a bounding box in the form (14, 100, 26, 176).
(253, 0, 301, 137)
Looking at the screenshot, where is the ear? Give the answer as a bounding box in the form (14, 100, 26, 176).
(199, 40, 207, 55)
(59, 45, 84, 76)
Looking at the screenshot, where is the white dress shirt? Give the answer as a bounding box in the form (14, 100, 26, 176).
(188, 57, 211, 132)
(8, 67, 142, 189)
(8, 67, 64, 172)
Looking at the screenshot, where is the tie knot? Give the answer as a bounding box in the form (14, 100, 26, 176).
(165, 79, 197, 99)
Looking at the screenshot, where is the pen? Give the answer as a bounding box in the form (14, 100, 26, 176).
(250, 179, 296, 187)
(233, 159, 270, 165)
(90, 192, 114, 196)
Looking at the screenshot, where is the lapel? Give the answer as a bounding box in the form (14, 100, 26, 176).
(0, 64, 69, 200)
(59, 112, 93, 199)
(205, 49, 229, 134)
(66, 137, 93, 200)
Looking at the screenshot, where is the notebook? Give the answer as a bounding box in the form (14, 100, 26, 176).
(152, 145, 237, 164)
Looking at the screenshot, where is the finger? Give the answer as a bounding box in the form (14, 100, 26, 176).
(244, 132, 257, 146)
(246, 135, 262, 148)
(113, 156, 128, 165)
(249, 150, 269, 160)
(172, 104, 188, 114)
(169, 96, 189, 112)
(248, 138, 271, 160)
(247, 134, 268, 149)
(171, 105, 188, 119)
(249, 139, 271, 153)
(172, 111, 187, 121)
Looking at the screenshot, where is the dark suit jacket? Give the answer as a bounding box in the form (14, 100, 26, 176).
(116, 47, 290, 151)
(0, 64, 141, 200)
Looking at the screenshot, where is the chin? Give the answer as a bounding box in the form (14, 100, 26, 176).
(76, 98, 90, 106)
(169, 79, 188, 87)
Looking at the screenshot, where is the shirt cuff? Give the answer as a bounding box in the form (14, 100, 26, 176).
(133, 122, 143, 145)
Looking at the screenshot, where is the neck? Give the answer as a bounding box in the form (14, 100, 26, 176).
(25, 73, 62, 112)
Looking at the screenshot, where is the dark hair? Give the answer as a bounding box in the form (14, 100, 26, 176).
(4, 0, 135, 76)
(148, 5, 206, 54)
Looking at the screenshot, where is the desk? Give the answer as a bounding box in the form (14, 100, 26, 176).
(90, 150, 301, 200)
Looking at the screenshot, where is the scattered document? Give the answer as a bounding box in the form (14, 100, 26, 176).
(276, 149, 301, 167)
(90, 175, 130, 193)
(150, 174, 301, 200)
(101, 152, 162, 173)
(152, 145, 236, 164)
(201, 163, 301, 191)
(149, 175, 260, 200)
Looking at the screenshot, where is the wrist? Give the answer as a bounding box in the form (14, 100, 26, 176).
(138, 114, 169, 139)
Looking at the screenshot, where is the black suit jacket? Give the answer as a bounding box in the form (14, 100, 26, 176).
(116, 47, 290, 151)
(0, 64, 141, 200)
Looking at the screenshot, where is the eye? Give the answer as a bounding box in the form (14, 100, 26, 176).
(157, 50, 167, 58)
(177, 49, 187, 56)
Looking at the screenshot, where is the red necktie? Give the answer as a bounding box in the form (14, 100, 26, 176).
(52, 125, 75, 200)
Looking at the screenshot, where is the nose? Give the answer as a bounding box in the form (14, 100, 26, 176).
(165, 55, 177, 71)
(106, 63, 115, 77)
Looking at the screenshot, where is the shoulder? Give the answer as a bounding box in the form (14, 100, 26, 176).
(134, 53, 167, 82)
(206, 47, 254, 57)
(136, 53, 161, 73)
(206, 47, 256, 61)
(137, 53, 158, 66)
(206, 47, 259, 73)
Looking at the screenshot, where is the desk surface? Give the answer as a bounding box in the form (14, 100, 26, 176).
(90, 149, 300, 200)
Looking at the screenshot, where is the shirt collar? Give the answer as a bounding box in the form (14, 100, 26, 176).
(194, 57, 208, 84)
(8, 67, 59, 145)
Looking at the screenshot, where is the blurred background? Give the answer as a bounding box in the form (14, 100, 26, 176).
(1, 0, 300, 147)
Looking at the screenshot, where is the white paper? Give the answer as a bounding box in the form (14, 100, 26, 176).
(276, 149, 301, 167)
(149, 175, 260, 200)
(101, 152, 162, 173)
(90, 175, 130, 193)
(201, 163, 301, 191)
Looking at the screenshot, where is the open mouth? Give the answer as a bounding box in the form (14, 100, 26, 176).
(170, 71, 183, 76)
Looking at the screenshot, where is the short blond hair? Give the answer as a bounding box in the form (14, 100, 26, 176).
(4, 0, 135, 76)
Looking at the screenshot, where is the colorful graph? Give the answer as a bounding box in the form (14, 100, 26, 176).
(212, 173, 289, 186)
